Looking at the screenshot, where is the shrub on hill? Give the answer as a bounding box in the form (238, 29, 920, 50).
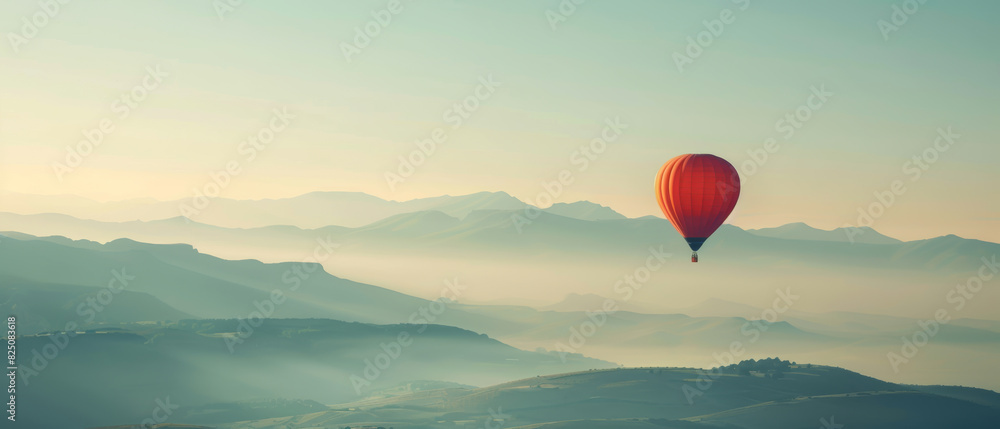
(716, 357, 792, 377)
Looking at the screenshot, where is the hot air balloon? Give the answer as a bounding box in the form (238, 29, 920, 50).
(655, 154, 740, 262)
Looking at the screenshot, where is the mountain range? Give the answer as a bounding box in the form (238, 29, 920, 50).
(3, 232, 999, 396)
(1, 201, 995, 320)
(0, 190, 625, 229)
(3, 190, 999, 427)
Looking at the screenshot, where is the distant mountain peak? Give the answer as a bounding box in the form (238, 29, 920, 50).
(475, 190, 515, 198)
(542, 201, 626, 221)
(541, 291, 654, 313)
(300, 190, 387, 200)
(746, 222, 902, 245)
(354, 210, 461, 235)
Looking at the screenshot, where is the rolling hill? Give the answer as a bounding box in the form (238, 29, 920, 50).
(206, 364, 1000, 429)
(19, 319, 611, 429)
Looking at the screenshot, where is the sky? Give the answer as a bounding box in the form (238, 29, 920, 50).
(1, 0, 998, 242)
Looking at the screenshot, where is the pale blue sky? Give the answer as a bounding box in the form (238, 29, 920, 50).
(1, 0, 998, 241)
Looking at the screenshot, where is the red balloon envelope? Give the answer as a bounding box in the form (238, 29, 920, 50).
(655, 154, 740, 262)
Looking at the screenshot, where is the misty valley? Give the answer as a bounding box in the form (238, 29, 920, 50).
(1, 193, 998, 428)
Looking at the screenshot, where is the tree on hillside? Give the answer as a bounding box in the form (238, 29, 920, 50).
(717, 357, 792, 377)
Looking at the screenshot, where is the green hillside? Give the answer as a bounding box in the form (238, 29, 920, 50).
(212, 364, 1000, 428)
(18, 319, 611, 428)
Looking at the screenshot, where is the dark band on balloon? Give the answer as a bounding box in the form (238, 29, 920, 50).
(685, 237, 708, 251)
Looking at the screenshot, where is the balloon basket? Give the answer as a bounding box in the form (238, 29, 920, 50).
(691, 252, 698, 263)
